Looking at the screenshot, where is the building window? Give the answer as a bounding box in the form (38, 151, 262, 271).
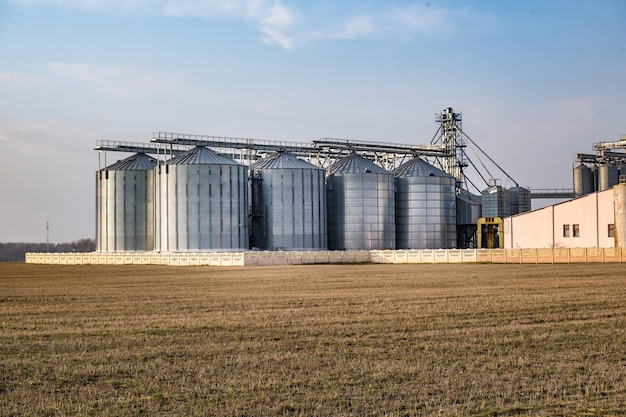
(573, 224, 580, 238)
(563, 224, 570, 237)
(608, 224, 615, 238)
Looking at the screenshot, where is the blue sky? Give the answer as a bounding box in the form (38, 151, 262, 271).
(1, 0, 625, 243)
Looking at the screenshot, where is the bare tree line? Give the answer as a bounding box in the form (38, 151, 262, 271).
(0, 239, 96, 262)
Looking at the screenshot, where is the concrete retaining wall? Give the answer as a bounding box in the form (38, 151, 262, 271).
(25, 248, 625, 266)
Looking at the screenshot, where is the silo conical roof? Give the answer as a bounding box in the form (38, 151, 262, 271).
(394, 157, 450, 178)
(168, 146, 241, 165)
(105, 153, 157, 171)
(329, 153, 389, 175)
(251, 151, 323, 170)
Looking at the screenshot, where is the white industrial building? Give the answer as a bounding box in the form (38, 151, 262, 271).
(504, 183, 626, 249)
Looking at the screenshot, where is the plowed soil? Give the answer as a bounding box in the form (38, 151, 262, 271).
(1, 263, 625, 416)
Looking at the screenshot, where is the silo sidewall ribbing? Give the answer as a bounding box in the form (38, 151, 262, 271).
(96, 154, 156, 252)
(159, 163, 248, 251)
(395, 175, 456, 249)
(96, 168, 155, 252)
(508, 187, 531, 216)
(254, 167, 327, 251)
(96, 171, 105, 251)
(105, 171, 116, 251)
(250, 151, 327, 251)
(482, 186, 509, 218)
(328, 172, 395, 251)
(574, 164, 594, 196)
(599, 164, 619, 191)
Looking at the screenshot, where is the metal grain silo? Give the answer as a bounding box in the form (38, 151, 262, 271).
(155, 146, 248, 252)
(326, 153, 395, 250)
(96, 153, 157, 252)
(250, 152, 327, 250)
(507, 186, 531, 215)
(573, 164, 594, 197)
(598, 163, 619, 191)
(456, 191, 482, 248)
(394, 158, 456, 249)
(482, 184, 509, 217)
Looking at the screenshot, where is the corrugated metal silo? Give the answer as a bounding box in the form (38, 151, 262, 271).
(155, 146, 248, 251)
(249, 151, 327, 250)
(456, 191, 482, 248)
(326, 153, 395, 250)
(507, 186, 531, 215)
(96, 153, 157, 252)
(394, 158, 456, 249)
(598, 163, 619, 191)
(482, 185, 509, 217)
(573, 164, 594, 197)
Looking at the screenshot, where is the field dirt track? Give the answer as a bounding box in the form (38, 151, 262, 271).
(1, 263, 626, 416)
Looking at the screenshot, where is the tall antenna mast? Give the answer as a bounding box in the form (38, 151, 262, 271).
(46, 221, 49, 251)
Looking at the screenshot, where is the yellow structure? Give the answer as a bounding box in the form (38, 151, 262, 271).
(477, 217, 504, 248)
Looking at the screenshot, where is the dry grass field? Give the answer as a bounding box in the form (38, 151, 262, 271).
(1, 263, 625, 416)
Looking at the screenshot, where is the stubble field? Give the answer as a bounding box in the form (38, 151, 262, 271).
(1, 262, 625, 416)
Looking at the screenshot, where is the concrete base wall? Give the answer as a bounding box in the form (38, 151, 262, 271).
(26, 248, 625, 266)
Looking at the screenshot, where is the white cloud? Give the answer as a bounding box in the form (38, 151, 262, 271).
(161, 0, 297, 48)
(0, 72, 49, 88)
(297, 3, 492, 45)
(333, 16, 377, 40)
(391, 3, 451, 32)
(8, 1, 491, 49)
(11, 0, 298, 48)
(47, 61, 182, 94)
(10, 0, 159, 13)
(253, 1, 296, 48)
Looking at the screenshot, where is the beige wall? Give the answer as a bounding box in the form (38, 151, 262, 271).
(504, 206, 555, 248)
(25, 248, 626, 265)
(505, 189, 615, 249)
(615, 184, 626, 248)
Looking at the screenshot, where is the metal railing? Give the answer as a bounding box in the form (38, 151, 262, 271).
(528, 188, 575, 199)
